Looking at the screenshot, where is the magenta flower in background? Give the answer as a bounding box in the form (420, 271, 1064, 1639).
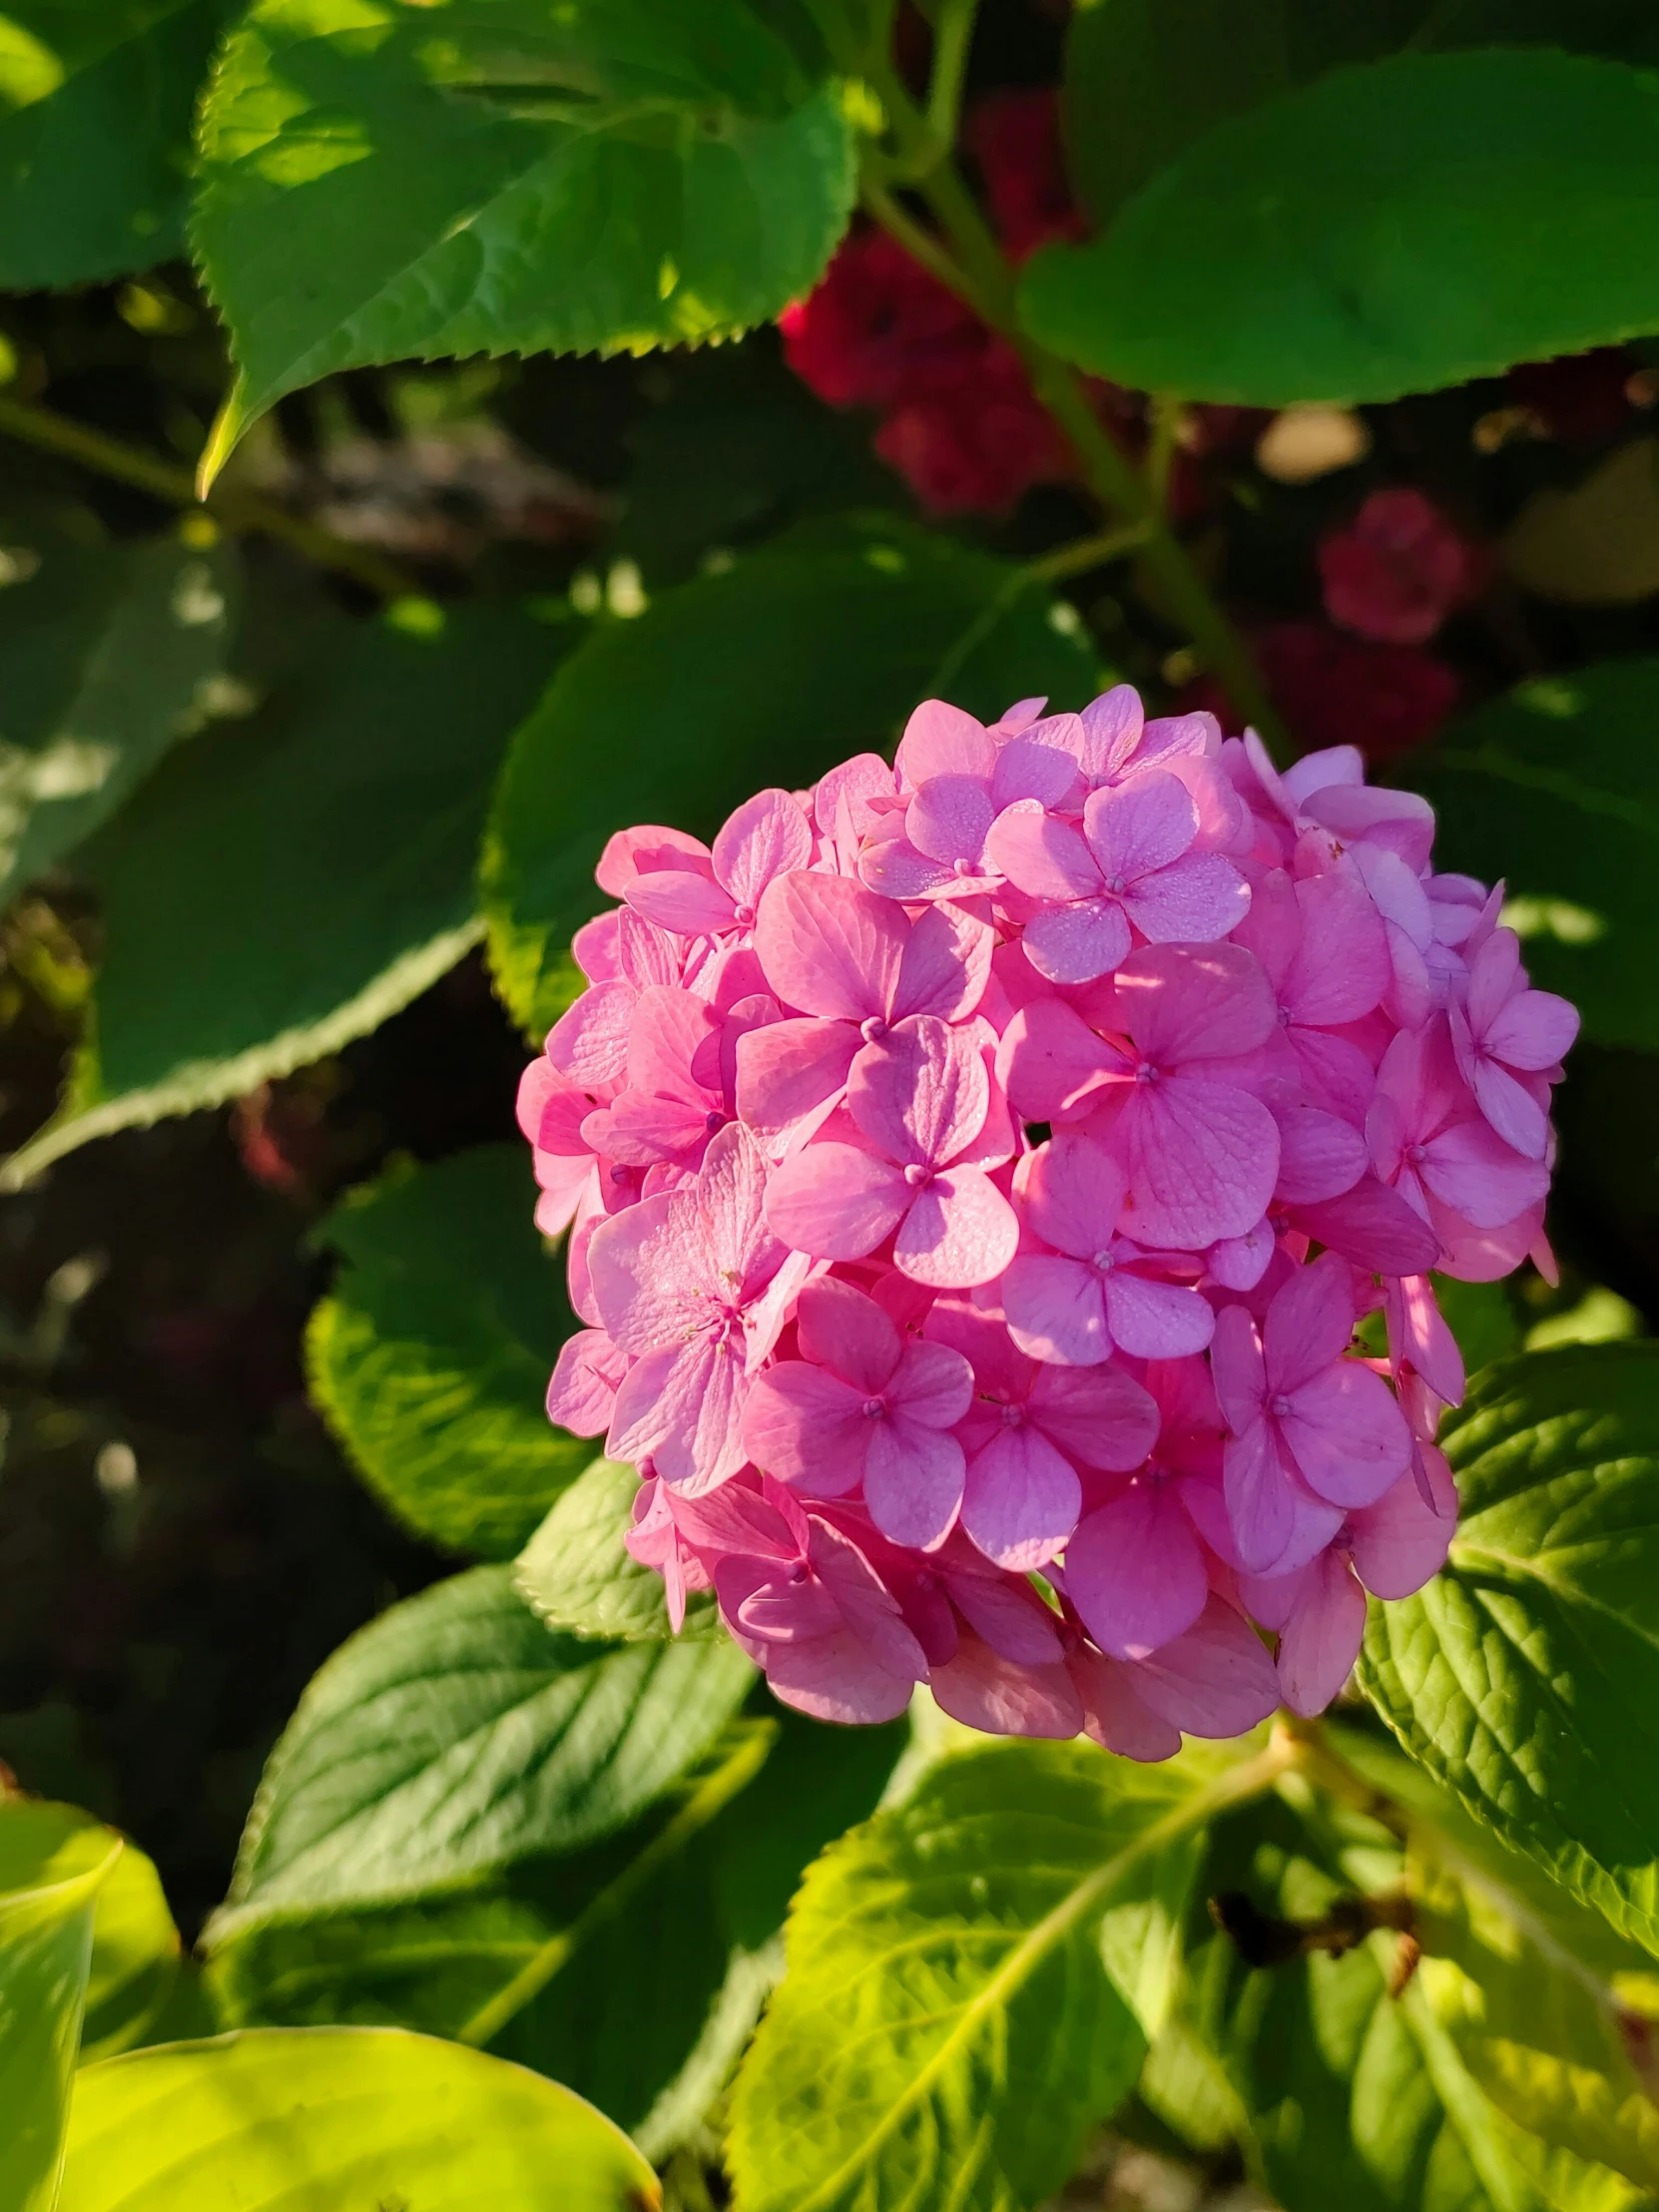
(520, 678, 1576, 1752)
(1319, 487, 1478, 645)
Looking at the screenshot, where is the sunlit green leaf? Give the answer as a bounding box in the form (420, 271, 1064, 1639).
(516, 1457, 718, 1643)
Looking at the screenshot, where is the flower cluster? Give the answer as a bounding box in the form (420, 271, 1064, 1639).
(519, 687, 1576, 1754)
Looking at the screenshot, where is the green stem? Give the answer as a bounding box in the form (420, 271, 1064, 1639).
(924, 0, 980, 150)
(455, 1723, 776, 2053)
(1024, 519, 1157, 584)
(858, 71, 1290, 757)
(0, 392, 420, 601)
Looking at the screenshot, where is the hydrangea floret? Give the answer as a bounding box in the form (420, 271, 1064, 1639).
(518, 687, 1576, 1755)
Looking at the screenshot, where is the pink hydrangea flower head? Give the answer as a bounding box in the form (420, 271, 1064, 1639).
(522, 675, 1576, 1746)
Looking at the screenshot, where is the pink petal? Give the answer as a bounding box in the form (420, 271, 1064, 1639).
(1274, 1553, 1368, 1718)
(864, 1422, 965, 1549)
(764, 1139, 909, 1260)
(894, 1167, 1019, 1288)
(1071, 1646, 1183, 1762)
(1132, 1594, 1283, 1737)
(1083, 770, 1198, 881)
(906, 775, 995, 867)
(1029, 1362, 1160, 1470)
(892, 900, 992, 1022)
(754, 871, 902, 1021)
(1387, 1275, 1464, 1408)
(930, 1636, 1082, 1739)
(762, 1627, 918, 1725)
(1207, 1220, 1276, 1292)
(1002, 1254, 1110, 1366)
(740, 1362, 869, 1493)
(626, 870, 736, 936)
(736, 1017, 859, 1145)
(596, 825, 711, 897)
(896, 698, 996, 786)
(1066, 1482, 1208, 1659)
(1273, 1106, 1368, 1206)
(1138, 710, 1221, 767)
(1420, 1119, 1549, 1230)
(724, 1560, 842, 1644)
(961, 1424, 1081, 1569)
(1293, 1178, 1442, 1276)
(699, 1124, 783, 1296)
(581, 1091, 709, 1169)
(890, 1338, 976, 1426)
(1102, 1272, 1216, 1360)
(1209, 1304, 1267, 1436)
(849, 1015, 988, 1169)
(990, 735, 1082, 811)
(587, 1189, 708, 1354)
(1122, 851, 1250, 945)
(1470, 1057, 1550, 1161)
(545, 1329, 626, 1435)
(947, 1572, 1064, 1664)
(1077, 685, 1146, 784)
(1281, 1363, 1411, 1507)
(1263, 1250, 1357, 1394)
(997, 998, 1123, 1122)
(856, 831, 961, 901)
(1114, 940, 1280, 1067)
(548, 979, 635, 1089)
(982, 801, 1099, 902)
(1351, 1452, 1457, 1598)
(1018, 1130, 1128, 1258)
(1114, 1076, 1281, 1248)
(1021, 899, 1132, 986)
(1223, 1418, 1300, 1575)
(1285, 871, 1390, 1025)
(1464, 927, 1524, 1034)
(1486, 985, 1578, 1072)
(811, 1517, 931, 1680)
(712, 788, 813, 910)
(797, 1277, 901, 1392)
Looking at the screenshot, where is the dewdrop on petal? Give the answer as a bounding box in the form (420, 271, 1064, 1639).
(522, 687, 1577, 1752)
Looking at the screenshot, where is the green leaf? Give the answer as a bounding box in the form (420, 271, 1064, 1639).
(516, 1456, 718, 1643)
(482, 536, 1100, 1037)
(0, 1799, 123, 2212)
(1060, 0, 1659, 222)
(0, 534, 238, 907)
(206, 1564, 754, 1944)
(1022, 50, 1659, 406)
(57, 2026, 660, 2211)
(1402, 658, 1659, 1053)
(4, 599, 563, 1185)
(81, 1834, 183, 2064)
(207, 1707, 905, 2147)
(1187, 1792, 1550, 2212)
(726, 1734, 1278, 2212)
(191, 0, 854, 471)
(0, 2, 237, 288)
(1360, 1343, 1659, 1961)
(308, 1146, 583, 1561)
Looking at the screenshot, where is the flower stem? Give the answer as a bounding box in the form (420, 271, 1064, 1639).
(924, 0, 980, 151)
(857, 69, 1290, 758)
(1024, 519, 1157, 584)
(0, 391, 420, 601)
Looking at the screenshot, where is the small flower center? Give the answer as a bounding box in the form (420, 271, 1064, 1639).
(1105, 873, 1127, 895)
(1000, 1402, 1025, 1429)
(1270, 1392, 1294, 1418)
(861, 1395, 887, 1421)
(1406, 1142, 1426, 1165)
(1092, 1249, 1116, 1274)
(1134, 1059, 1160, 1085)
(610, 1163, 639, 1188)
(732, 902, 756, 927)
(1278, 1002, 1294, 1027)
(860, 1014, 888, 1044)
(902, 1162, 933, 1189)
(787, 1559, 810, 1585)
(704, 1108, 727, 1135)
(952, 855, 976, 875)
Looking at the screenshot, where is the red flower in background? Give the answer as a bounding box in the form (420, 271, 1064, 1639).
(1319, 489, 1478, 646)
(1257, 623, 1460, 763)
(778, 231, 983, 411)
(965, 89, 1086, 262)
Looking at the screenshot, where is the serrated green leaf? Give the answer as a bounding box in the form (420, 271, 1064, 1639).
(0, 1, 238, 288)
(4, 599, 563, 1185)
(1360, 1343, 1659, 1961)
(208, 1706, 904, 2147)
(1060, 0, 1659, 222)
(482, 537, 1101, 1038)
(191, 0, 854, 463)
(516, 1456, 717, 1642)
(205, 1564, 754, 1944)
(726, 1734, 1279, 2212)
(57, 2026, 659, 2211)
(1023, 51, 1659, 405)
(0, 1798, 123, 2212)
(80, 1833, 182, 2065)
(308, 1145, 584, 1560)
(0, 534, 238, 906)
(1400, 658, 1659, 1053)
